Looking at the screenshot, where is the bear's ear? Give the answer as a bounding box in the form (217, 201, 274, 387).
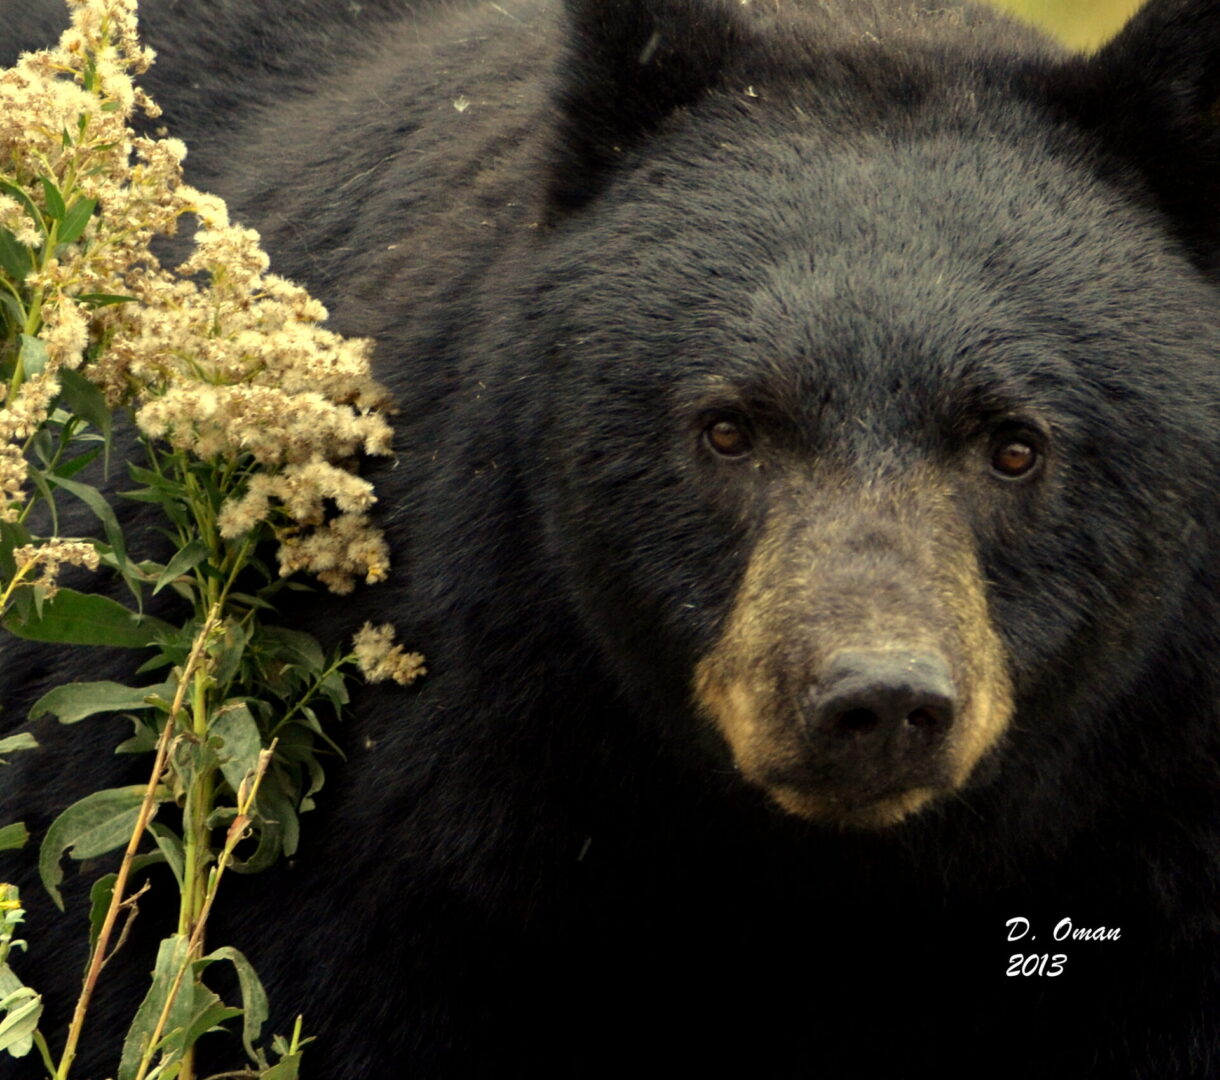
(1051, 0, 1220, 261)
(546, 0, 748, 215)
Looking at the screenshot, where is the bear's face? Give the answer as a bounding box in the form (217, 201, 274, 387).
(531, 1, 1220, 828)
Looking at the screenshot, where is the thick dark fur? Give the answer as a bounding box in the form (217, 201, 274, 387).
(3, 1, 1220, 1076)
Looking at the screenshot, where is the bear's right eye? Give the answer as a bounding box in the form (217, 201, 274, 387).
(704, 418, 752, 457)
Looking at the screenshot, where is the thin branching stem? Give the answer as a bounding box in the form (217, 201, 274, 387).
(54, 602, 224, 1080)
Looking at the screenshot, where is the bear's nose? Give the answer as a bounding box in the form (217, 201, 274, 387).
(804, 650, 957, 753)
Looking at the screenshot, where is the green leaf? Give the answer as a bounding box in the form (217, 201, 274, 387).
(119, 934, 191, 1080)
(57, 197, 96, 245)
(0, 181, 44, 234)
(169, 738, 219, 800)
(213, 620, 249, 692)
(146, 823, 184, 891)
(0, 228, 32, 283)
(173, 1000, 243, 1062)
(259, 774, 299, 859)
(126, 464, 185, 493)
(226, 591, 277, 613)
(4, 588, 170, 647)
(0, 986, 42, 1058)
(0, 823, 28, 852)
(0, 732, 38, 761)
(262, 1052, 304, 1079)
(39, 178, 65, 221)
(49, 472, 132, 584)
(134, 651, 175, 676)
(153, 540, 209, 596)
(39, 785, 152, 910)
(200, 946, 269, 1061)
(0, 963, 23, 1001)
(211, 704, 262, 797)
(115, 715, 159, 755)
(122, 464, 190, 531)
(58, 369, 112, 470)
(224, 811, 282, 875)
(53, 445, 103, 481)
(317, 669, 350, 710)
(18, 334, 48, 379)
(0, 520, 29, 579)
(260, 627, 325, 670)
(0, 289, 25, 331)
(77, 292, 136, 309)
(87, 873, 116, 958)
(29, 679, 174, 725)
(24, 461, 60, 535)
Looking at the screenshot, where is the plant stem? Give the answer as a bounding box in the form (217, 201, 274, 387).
(53, 603, 223, 1080)
(132, 744, 275, 1080)
(0, 556, 34, 616)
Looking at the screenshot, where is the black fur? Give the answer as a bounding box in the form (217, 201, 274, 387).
(2, 1, 1220, 1077)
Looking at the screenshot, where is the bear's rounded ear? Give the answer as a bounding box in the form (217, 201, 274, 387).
(546, 0, 749, 216)
(1050, 0, 1220, 264)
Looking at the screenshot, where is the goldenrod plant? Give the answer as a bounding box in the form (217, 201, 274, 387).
(0, 2, 422, 1077)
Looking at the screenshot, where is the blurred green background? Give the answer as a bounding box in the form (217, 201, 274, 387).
(987, 0, 1142, 49)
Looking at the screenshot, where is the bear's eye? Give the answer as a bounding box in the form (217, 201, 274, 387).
(705, 418, 752, 457)
(990, 436, 1040, 479)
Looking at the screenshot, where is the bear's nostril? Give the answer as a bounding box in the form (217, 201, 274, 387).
(836, 707, 881, 734)
(905, 706, 943, 729)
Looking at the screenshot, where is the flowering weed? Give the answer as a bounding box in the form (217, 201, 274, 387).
(0, 2, 422, 1077)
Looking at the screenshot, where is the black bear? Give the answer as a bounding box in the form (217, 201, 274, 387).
(3, 0, 1220, 1077)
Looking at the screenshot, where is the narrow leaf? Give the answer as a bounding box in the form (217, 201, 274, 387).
(0, 288, 25, 329)
(49, 472, 130, 578)
(0, 732, 38, 758)
(57, 196, 96, 245)
(0, 986, 42, 1057)
(119, 934, 191, 1080)
(153, 540, 209, 596)
(0, 181, 43, 233)
(53, 445, 103, 481)
(174, 1001, 243, 1061)
(24, 463, 59, 535)
(87, 874, 116, 957)
(115, 716, 159, 755)
(0, 227, 32, 283)
(0, 823, 28, 851)
(202, 946, 269, 1061)
(58, 369, 112, 471)
(29, 679, 173, 725)
(77, 291, 135, 308)
(18, 335, 48, 378)
(146, 823, 184, 891)
(39, 178, 65, 221)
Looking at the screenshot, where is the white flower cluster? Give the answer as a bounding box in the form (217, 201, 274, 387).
(1, 0, 397, 594)
(12, 539, 100, 598)
(352, 622, 427, 686)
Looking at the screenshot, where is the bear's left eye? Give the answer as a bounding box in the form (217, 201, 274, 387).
(705, 418, 752, 457)
(990, 435, 1041, 479)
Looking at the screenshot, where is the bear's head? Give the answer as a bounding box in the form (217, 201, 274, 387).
(525, 0, 1220, 828)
